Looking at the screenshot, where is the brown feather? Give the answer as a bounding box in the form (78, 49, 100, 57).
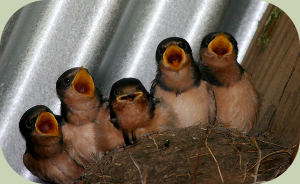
(135, 100, 178, 138)
(63, 87, 100, 125)
(159, 55, 195, 92)
(30, 132, 62, 158)
(94, 102, 111, 125)
(62, 118, 124, 167)
(112, 95, 151, 133)
(201, 48, 240, 86)
(213, 72, 258, 133)
(201, 45, 258, 133)
(24, 151, 83, 184)
(154, 81, 215, 128)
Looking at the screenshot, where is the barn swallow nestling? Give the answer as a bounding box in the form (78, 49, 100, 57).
(19, 105, 83, 184)
(200, 32, 258, 133)
(151, 37, 216, 128)
(109, 78, 177, 145)
(56, 67, 109, 125)
(61, 116, 125, 167)
(56, 67, 124, 166)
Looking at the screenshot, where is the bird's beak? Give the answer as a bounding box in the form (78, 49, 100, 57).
(117, 91, 143, 102)
(208, 34, 233, 57)
(163, 45, 186, 71)
(72, 68, 95, 97)
(35, 111, 59, 136)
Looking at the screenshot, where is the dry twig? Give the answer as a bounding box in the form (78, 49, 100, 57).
(231, 138, 243, 171)
(129, 153, 146, 184)
(192, 128, 212, 184)
(241, 161, 248, 184)
(251, 138, 262, 184)
(256, 139, 288, 149)
(261, 150, 291, 161)
(205, 133, 224, 183)
(189, 153, 210, 159)
(247, 149, 291, 172)
(150, 136, 159, 151)
(192, 147, 201, 184)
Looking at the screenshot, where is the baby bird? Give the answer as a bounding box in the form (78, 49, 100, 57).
(200, 32, 258, 133)
(151, 37, 216, 128)
(19, 105, 83, 184)
(56, 67, 124, 166)
(109, 78, 177, 145)
(56, 67, 109, 125)
(61, 116, 124, 167)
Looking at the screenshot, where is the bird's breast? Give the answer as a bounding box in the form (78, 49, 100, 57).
(62, 123, 100, 164)
(154, 82, 214, 128)
(114, 103, 150, 131)
(213, 73, 258, 133)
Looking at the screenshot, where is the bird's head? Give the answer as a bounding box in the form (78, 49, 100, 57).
(56, 67, 95, 101)
(200, 32, 238, 66)
(109, 78, 150, 111)
(19, 105, 61, 143)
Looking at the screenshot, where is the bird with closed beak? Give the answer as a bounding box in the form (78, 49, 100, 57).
(200, 32, 258, 133)
(151, 37, 216, 128)
(19, 105, 83, 184)
(109, 78, 177, 145)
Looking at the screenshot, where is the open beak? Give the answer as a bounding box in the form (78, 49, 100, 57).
(117, 91, 143, 102)
(71, 68, 95, 97)
(208, 34, 233, 57)
(35, 111, 59, 136)
(163, 45, 186, 71)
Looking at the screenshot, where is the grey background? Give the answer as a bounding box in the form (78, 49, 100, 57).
(0, 0, 268, 182)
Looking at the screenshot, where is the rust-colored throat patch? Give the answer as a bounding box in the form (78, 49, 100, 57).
(163, 45, 186, 70)
(72, 68, 95, 97)
(208, 34, 233, 57)
(117, 92, 143, 102)
(35, 111, 59, 136)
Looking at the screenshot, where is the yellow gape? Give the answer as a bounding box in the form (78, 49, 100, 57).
(117, 91, 144, 102)
(72, 68, 95, 97)
(163, 45, 186, 71)
(208, 34, 233, 57)
(35, 111, 59, 136)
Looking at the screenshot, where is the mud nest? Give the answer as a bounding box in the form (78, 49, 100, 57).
(83, 124, 297, 184)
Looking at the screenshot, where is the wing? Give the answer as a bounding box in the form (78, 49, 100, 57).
(23, 153, 77, 184)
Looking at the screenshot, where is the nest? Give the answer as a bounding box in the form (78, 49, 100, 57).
(83, 124, 296, 184)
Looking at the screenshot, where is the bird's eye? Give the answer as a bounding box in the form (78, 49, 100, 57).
(136, 84, 142, 91)
(208, 35, 216, 44)
(64, 78, 71, 84)
(159, 47, 166, 55)
(26, 120, 34, 129)
(178, 42, 186, 50)
(114, 90, 121, 96)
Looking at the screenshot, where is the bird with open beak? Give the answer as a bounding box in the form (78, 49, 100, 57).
(56, 67, 124, 166)
(109, 78, 177, 145)
(56, 67, 109, 125)
(200, 32, 258, 133)
(151, 37, 216, 128)
(19, 105, 83, 184)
